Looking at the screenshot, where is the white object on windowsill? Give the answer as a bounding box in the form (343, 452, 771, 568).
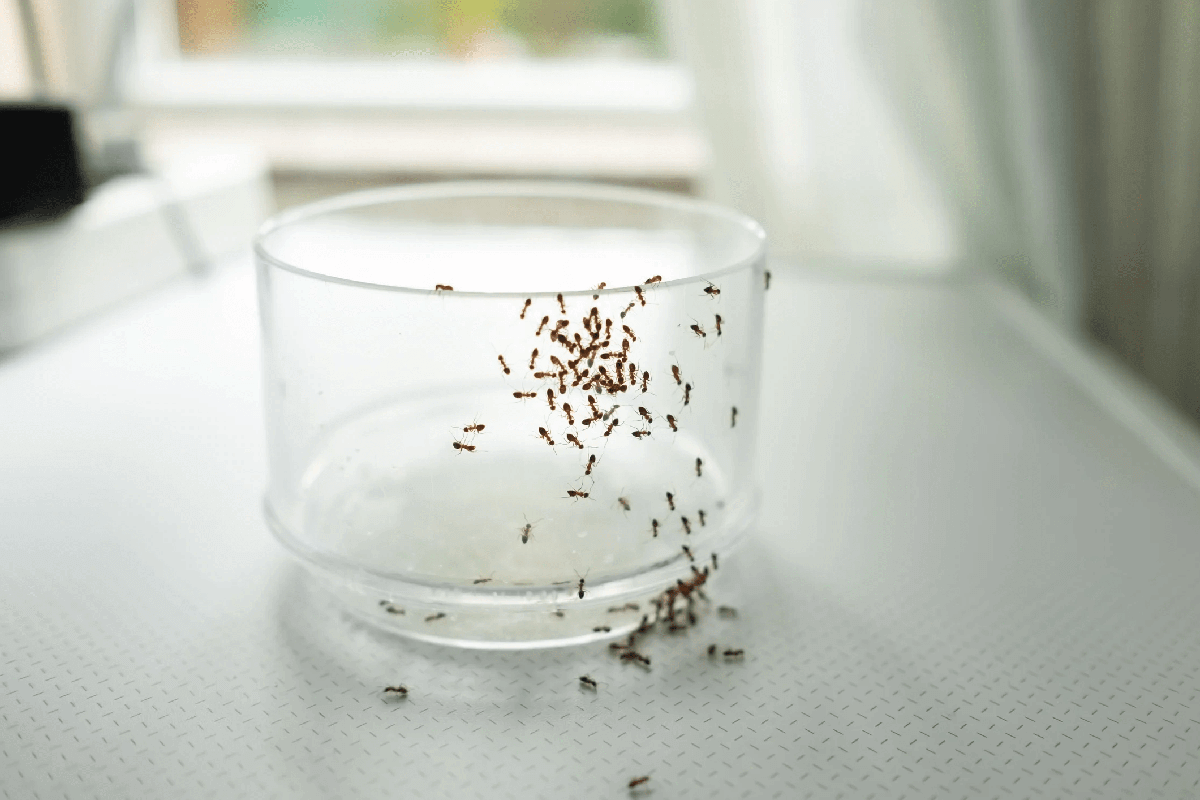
(0, 146, 272, 350)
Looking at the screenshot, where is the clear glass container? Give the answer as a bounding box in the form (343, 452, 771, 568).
(255, 181, 767, 648)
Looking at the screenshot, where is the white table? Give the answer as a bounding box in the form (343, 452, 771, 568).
(3, 262, 1199, 799)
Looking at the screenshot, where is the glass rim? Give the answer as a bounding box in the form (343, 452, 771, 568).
(253, 179, 767, 298)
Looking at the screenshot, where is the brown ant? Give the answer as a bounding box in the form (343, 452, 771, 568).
(567, 488, 589, 499)
(604, 419, 619, 437)
(593, 282, 606, 299)
(641, 371, 649, 392)
(533, 371, 554, 379)
(546, 389, 556, 411)
(731, 406, 737, 427)
(535, 315, 550, 336)
(644, 275, 662, 284)
(628, 775, 651, 789)
(650, 519, 659, 537)
(698, 510, 707, 527)
(587, 394, 600, 417)
(620, 651, 650, 667)
(592, 626, 611, 633)
(562, 403, 574, 425)
(671, 365, 682, 385)
(682, 544, 694, 561)
(378, 600, 404, 615)
(633, 286, 646, 307)
(608, 603, 639, 612)
(463, 421, 485, 434)
(616, 496, 631, 511)
(668, 623, 689, 633)
(565, 433, 584, 449)
(681, 517, 691, 534)
(556, 293, 566, 313)
(514, 391, 537, 399)
(620, 301, 636, 318)
(666, 414, 677, 432)
(497, 355, 510, 374)
(538, 427, 555, 446)
(718, 605, 737, 618)
(425, 612, 445, 622)
(529, 348, 538, 370)
(584, 454, 597, 475)
(434, 284, 454, 291)
(579, 675, 598, 690)
(683, 383, 691, 405)
(714, 314, 723, 335)
(622, 324, 637, 342)
(723, 649, 744, 659)
(520, 298, 532, 319)
(666, 491, 675, 510)
(383, 685, 408, 696)
(637, 406, 653, 424)
(703, 282, 721, 297)
(631, 429, 650, 439)
(452, 439, 476, 452)
(621, 338, 630, 357)
(690, 323, 706, 338)
(695, 457, 703, 477)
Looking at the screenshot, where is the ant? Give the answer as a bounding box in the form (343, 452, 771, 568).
(473, 575, 494, 584)
(731, 406, 737, 427)
(434, 284, 454, 291)
(535, 315, 550, 336)
(566, 488, 590, 499)
(671, 365, 682, 385)
(608, 603, 639, 612)
(520, 298, 532, 319)
(695, 457, 703, 477)
(683, 383, 692, 405)
(620, 301, 636, 318)
(452, 439, 476, 453)
(462, 420, 485, 434)
(698, 510, 707, 527)
(764, 269, 771, 290)
(633, 286, 646, 307)
(497, 355, 510, 375)
(533, 371, 554, 379)
(565, 433, 584, 449)
(584, 454, 597, 475)
(637, 407, 653, 424)
(514, 391, 537, 399)
(682, 544, 694, 561)
(666, 491, 675, 510)
(650, 519, 659, 537)
(644, 275, 662, 284)
(546, 389, 556, 411)
(425, 612, 446, 622)
(575, 570, 589, 599)
(718, 605, 737, 618)
(681, 517, 691, 534)
(604, 419, 619, 437)
(563, 403, 574, 425)
(557, 293, 567, 313)
(520, 516, 539, 544)
(529, 348, 538, 370)
(707, 644, 717, 657)
(538, 427, 555, 446)
(631, 429, 650, 439)
(592, 626, 611, 633)
(668, 623, 689, 633)
(703, 282, 721, 297)
(723, 649, 745, 659)
(690, 323, 707, 338)
(620, 651, 651, 667)
(641, 371, 650, 392)
(622, 324, 637, 342)
(593, 281, 606, 299)
(553, 609, 565, 617)
(383, 685, 409, 696)
(587, 394, 600, 417)
(628, 775, 651, 789)
(616, 496, 631, 511)
(666, 414, 677, 432)
(378, 600, 404, 615)
(621, 338, 630, 357)
(579, 675, 598, 691)
(714, 314, 723, 336)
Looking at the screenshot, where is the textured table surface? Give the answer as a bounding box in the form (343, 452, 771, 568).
(3, 263, 1200, 799)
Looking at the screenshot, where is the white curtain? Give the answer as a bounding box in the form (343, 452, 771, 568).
(673, 0, 1200, 421)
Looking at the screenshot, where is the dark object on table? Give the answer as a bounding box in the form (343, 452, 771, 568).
(0, 103, 87, 226)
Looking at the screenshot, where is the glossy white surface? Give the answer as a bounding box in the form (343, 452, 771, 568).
(3, 262, 1199, 799)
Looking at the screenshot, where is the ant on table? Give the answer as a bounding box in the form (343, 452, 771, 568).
(520, 516, 540, 544)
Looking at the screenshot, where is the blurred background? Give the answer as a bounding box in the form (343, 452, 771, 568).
(1, 0, 1197, 425)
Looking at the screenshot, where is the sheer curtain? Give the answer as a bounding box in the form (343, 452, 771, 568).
(673, 0, 1200, 423)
